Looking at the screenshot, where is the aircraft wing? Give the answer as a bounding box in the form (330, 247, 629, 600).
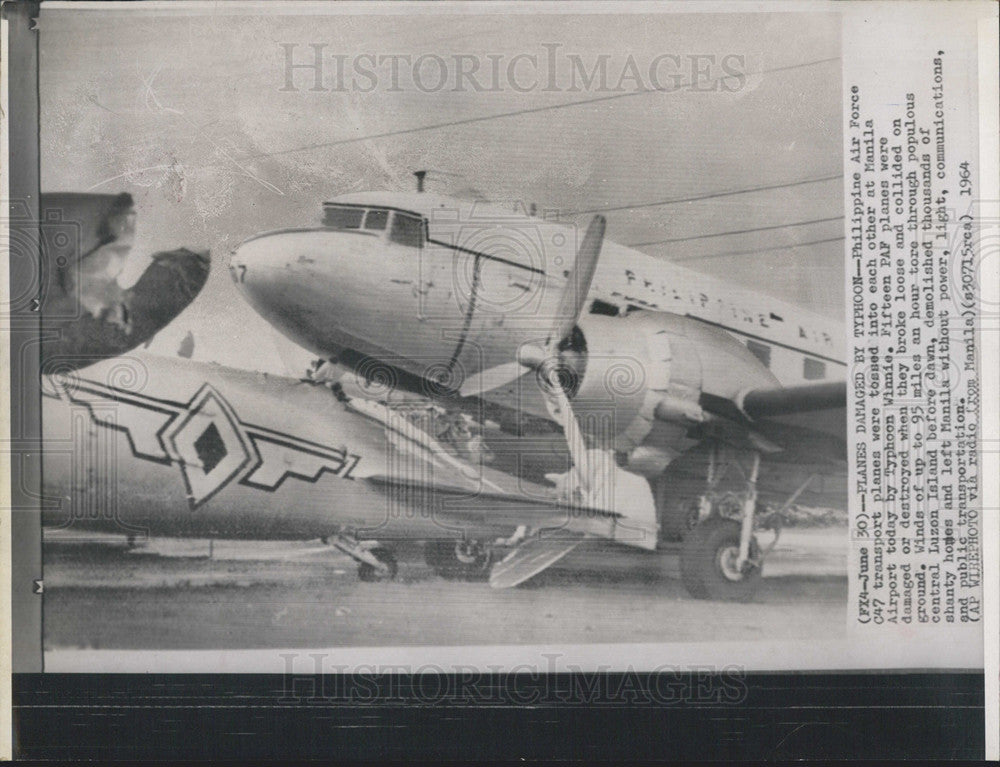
(348, 375, 848, 553)
(42, 247, 210, 370)
(741, 380, 846, 419)
(697, 379, 846, 449)
(694, 379, 847, 509)
(346, 395, 657, 550)
(746, 381, 847, 475)
(698, 380, 844, 431)
(39, 192, 210, 371)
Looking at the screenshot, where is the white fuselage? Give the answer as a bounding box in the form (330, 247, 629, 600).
(231, 190, 846, 392)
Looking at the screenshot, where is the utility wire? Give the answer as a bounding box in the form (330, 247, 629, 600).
(628, 215, 843, 248)
(565, 174, 842, 216)
(673, 235, 844, 263)
(244, 55, 840, 160)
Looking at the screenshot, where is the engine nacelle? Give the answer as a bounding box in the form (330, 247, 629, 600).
(566, 311, 779, 455)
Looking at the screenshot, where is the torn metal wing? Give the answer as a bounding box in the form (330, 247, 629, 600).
(39, 192, 210, 371)
(41, 247, 210, 371)
(346, 396, 656, 549)
(488, 532, 586, 589)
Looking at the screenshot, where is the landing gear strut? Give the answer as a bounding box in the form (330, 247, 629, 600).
(679, 446, 770, 602)
(324, 535, 398, 582)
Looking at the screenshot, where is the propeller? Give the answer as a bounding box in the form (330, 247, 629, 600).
(460, 215, 607, 492)
(460, 214, 605, 397)
(546, 214, 605, 347)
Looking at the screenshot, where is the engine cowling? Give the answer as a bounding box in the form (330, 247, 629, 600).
(562, 311, 780, 455)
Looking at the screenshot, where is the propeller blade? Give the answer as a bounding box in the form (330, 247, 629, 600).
(538, 216, 605, 492)
(543, 367, 591, 493)
(456, 214, 605, 399)
(547, 214, 605, 345)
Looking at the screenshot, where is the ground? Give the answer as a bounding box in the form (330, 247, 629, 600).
(42, 526, 847, 653)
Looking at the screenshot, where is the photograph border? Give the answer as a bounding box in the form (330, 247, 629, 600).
(3, 0, 997, 760)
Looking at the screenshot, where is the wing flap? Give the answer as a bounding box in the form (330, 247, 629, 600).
(489, 533, 586, 589)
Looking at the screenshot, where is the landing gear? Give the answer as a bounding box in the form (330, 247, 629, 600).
(358, 547, 398, 582)
(424, 538, 492, 580)
(678, 447, 773, 602)
(652, 442, 740, 542)
(324, 535, 399, 583)
(680, 517, 762, 602)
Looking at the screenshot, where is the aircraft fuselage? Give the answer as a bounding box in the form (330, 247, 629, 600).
(41, 354, 534, 543)
(231, 191, 846, 398)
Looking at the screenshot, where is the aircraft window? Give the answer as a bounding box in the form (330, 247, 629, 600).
(323, 206, 364, 229)
(390, 212, 424, 248)
(364, 209, 389, 231)
(746, 339, 771, 368)
(804, 357, 826, 380)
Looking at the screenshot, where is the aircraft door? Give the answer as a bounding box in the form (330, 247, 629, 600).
(390, 214, 478, 384)
(456, 217, 576, 384)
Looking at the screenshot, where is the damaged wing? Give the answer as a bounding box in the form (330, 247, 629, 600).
(347, 395, 659, 560)
(39, 192, 210, 371)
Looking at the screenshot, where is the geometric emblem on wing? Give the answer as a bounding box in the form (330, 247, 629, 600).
(194, 422, 227, 474)
(62, 383, 177, 463)
(163, 384, 259, 508)
(50, 375, 364, 508)
(241, 431, 360, 491)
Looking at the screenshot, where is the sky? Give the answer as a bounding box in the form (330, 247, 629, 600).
(38, 6, 843, 375)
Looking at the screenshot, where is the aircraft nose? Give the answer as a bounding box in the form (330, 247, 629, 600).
(229, 232, 293, 282)
(227, 228, 360, 356)
(228, 231, 313, 326)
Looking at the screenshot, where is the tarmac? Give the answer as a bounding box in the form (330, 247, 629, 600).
(42, 526, 848, 652)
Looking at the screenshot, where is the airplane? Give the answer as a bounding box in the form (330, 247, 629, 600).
(220, 180, 848, 600)
(40, 350, 686, 587)
(40, 184, 846, 602)
(36, 192, 702, 590)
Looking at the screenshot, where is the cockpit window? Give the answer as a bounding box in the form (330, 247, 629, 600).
(322, 204, 424, 246)
(390, 212, 424, 248)
(322, 206, 364, 229)
(364, 209, 389, 231)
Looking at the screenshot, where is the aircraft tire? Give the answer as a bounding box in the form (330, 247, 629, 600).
(424, 539, 491, 581)
(358, 546, 398, 582)
(650, 471, 701, 542)
(680, 517, 762, 602)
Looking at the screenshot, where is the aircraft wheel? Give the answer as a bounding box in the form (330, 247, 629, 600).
(680, 518, 762, 602)
(424, 539, 491, 580)
(650, 471, 701, 542)
(357, 546, 398, 582)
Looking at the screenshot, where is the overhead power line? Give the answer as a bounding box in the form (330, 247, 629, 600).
(565, 174, 842, 217)
(628, 215, 843, 248)
(673, 235, 845, 263)
(244, 56, 840, 160)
